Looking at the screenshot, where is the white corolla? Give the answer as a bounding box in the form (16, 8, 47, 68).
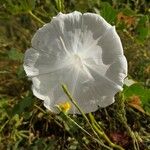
(23, 11, 127, 114)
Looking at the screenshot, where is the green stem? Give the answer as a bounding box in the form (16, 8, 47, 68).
(89, 113, 103, 130)
(117, 93, 140, 150)
(34, 104, 46, 114)
(119, 115, 139, 150)
(62, 85, 101, 137)
(57, 107, 112, 150)
(59, 109, 92, 137)
(89, 113, 125, 150)
(34, 104, 63, 128)
(92, 123, 124, 150)
(62, 85, 95, 127)
(28, 10, 45, 25)
(61, 84, 112, 149)
(0, 119, 9, 132)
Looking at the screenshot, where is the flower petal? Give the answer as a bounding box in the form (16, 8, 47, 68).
(77, 13, 111, 56)
(31, 23, 67, 57)
(99, 26, 124, 64)
(98, 96, 115, 108)
(31, 65, 96, 113)
(32, 11, 82, 54)
(23, 48, 70, 76)
(82, 13, 111, 39)
(105, 56, 128, 86)
(85, 65, 123, 94)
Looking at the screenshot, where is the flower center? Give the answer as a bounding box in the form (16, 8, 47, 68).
(71, 54, 84, 69)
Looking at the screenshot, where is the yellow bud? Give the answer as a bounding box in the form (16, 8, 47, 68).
(59, 101, 71, 113)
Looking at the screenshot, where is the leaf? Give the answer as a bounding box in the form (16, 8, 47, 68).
(11, 93, 34, 116)
(136, 15, 150, 42)
(123, 84, 145, 97)
(100, 2, 117, 24)
(128, 95, 145, 113)
(121, 7, 136, 16)
(8, 48, 23, 61)
(17, 66, 26, 79)
(5, 0, 36, 14)
(123, 83, 150, 113)
(27, 0, 36, 10)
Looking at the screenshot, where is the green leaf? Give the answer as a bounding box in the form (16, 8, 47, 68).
(5, 0, 35, 14)
(11, 93, 35, 116)
(8, 48, 23, 61)
(27, 0, 36, 10)
(121, 7, 136, 16)
(17, 66, 26, 79)
(136, 15, 150, 42)
(123, 83, 150, 113)
(100, 2, 117, 24)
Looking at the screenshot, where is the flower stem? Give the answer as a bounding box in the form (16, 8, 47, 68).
(89, 113, 125, 150)
(34, 104, 46, 114)
(0, 119, 9, 132)
(117, 93, 140, 150)
(28, 10, 45, 25)
(62, 85, 99, 137)
(34, 104, 63, 128)
(61, 84, 121, 150)
(57, 106, 112, 150)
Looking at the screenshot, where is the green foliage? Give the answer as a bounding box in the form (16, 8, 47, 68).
(55, 0, 64, 12)
(98, 1, 150, 43)
(120, 7, 136, 16)
(136, 15, 150, 42)
(11, 92, 35, 116)
(7, 48, 23, 61)
(123, 83, 150, 113)
(100, 2, 117, 25)
(29, 138, 58, 150)
(0, 98, 9, 122)
(4, 0, 36, 14)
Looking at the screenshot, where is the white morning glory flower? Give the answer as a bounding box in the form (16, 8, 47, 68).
(23, 11, 127, 114)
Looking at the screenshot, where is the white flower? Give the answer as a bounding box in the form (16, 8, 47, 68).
(23, 11, 127, 114)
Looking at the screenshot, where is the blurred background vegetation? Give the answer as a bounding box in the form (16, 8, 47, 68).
(0, 0, 150, 149)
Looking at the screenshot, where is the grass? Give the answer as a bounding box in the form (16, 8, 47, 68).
(0, 0, 150, 149)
